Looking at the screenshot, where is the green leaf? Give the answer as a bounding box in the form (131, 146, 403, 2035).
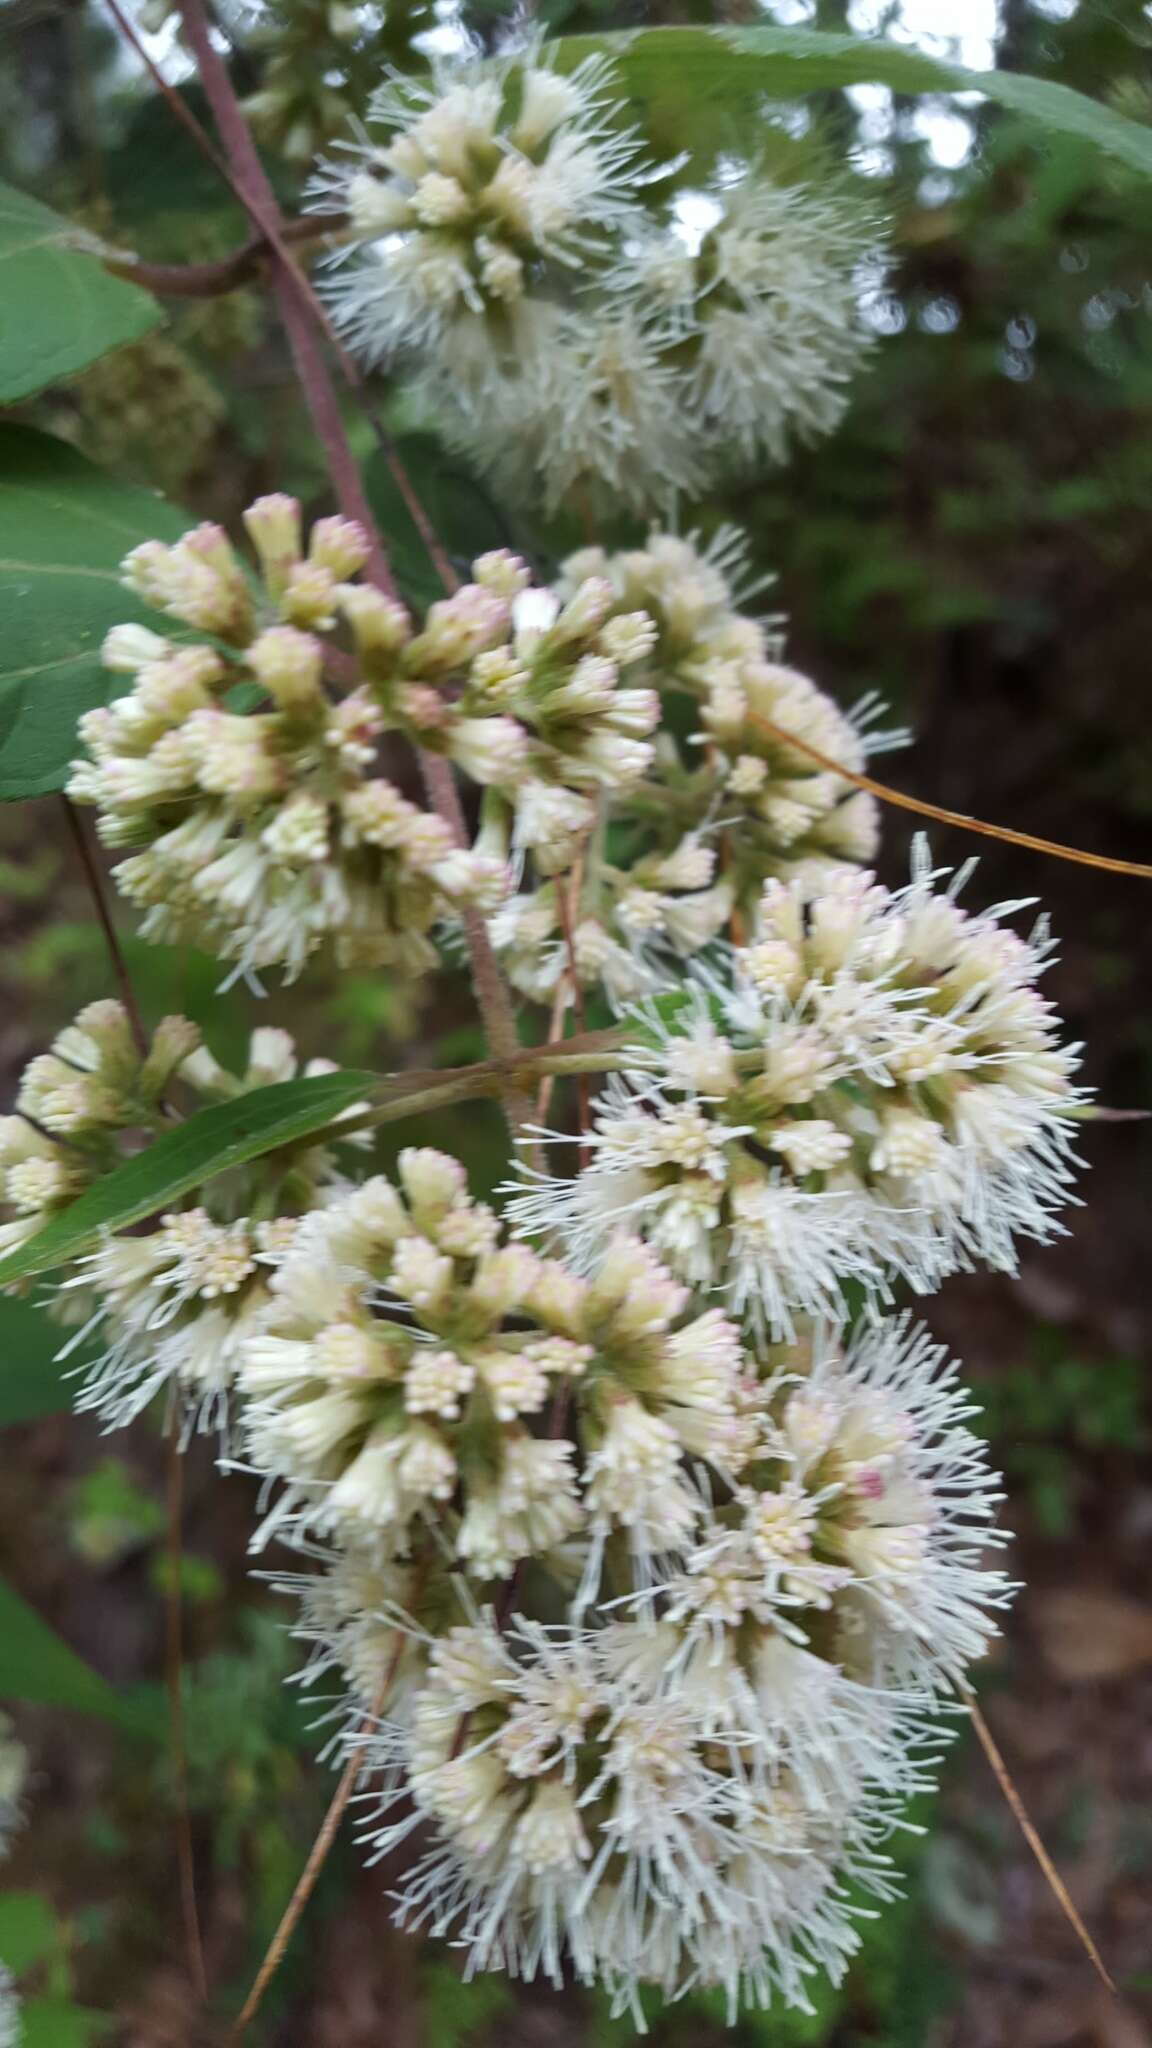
(0, 179, 160, 403)
(0, 1298, 92, 1424)
(0, 427, 187, 800)
(19, 2000, 110, 2047)
(0, 1579, 141, 1728)
(0, 1071, 378, 1289)
(551, 26, 1152, 179)
(0, 1893, 62, 1975)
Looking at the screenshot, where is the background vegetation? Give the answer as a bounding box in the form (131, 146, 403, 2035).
(0, 0, 1150, 2041)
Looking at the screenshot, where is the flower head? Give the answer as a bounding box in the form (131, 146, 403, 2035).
(510, 851, 1083, 1333)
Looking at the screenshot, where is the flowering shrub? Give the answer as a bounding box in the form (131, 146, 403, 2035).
(5, 16, 1131, 2036)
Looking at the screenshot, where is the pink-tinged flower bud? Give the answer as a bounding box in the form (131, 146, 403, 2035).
(308, 516, 371, 580)
(243, 495, 303, 597)
(337, 584, 412, 660)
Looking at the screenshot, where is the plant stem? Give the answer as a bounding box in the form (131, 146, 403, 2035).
(60, 796, 206, 1997)
(229, 1647, 402, 2038)
(59, 798, 148, 1056)
(165, 1424, 208, 2001)
(103, 211, 347, 298)
(173, 0, 532, 1130)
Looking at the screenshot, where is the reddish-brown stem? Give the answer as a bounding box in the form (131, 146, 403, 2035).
(165, 1429, 208, 2001)
(60, 798, 148, 1057)
(103, 212, 347, 297)
(163, 0, 528, 1131)
(174, 0, 399, 603)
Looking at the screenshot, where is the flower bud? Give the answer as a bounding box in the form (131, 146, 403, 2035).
(248, 626, 324, 709)
(308, 517, 371, 580)
(243, 494, 303, 597)
(101, 624, 173, 674)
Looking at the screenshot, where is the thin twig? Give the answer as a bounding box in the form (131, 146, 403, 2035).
(59, 798, 148, 1056)
(535, 978, 570, 1126)
(165, 1427, 209, 2001)
(964, 1690, 1115, 1993)
(103, 211, 347, 297)
(229, 1658, 396, 2038)
(552, 864, 591, 1145)
(118, 0, 530, 1137)
(62, 795, 203, 1989)
(748, 712, 1152, 880)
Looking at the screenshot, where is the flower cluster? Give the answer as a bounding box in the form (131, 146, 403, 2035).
(239, 1162, 754, 1571)
(490, 529, 900, 1014)
(4, 1014, 370, 1433)
(68, 505, 665, 982)
(267, 1302, 1005, 2014)
(317, 50, 884, 515)
(0, 1000, 198, 1263)
(316, 52, 645, 363)
(18, 73, 1093, 2016)
(364, 1612, 930, 2019)
(513, 855, 1083, 1335)
(618, 176, 880, 469)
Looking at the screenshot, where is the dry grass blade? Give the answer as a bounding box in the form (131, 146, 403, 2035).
(748, 712, 1152, 878)
(228, 1664, 394, 2038)
(165, 1429, 208, 2001)
(965, 1689, 1116, 1994)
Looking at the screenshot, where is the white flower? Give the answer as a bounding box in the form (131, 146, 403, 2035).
(512, 855, 1083, 1333)
(316, 50, 650, 367)
(622, 174, 882, 470)
(365, 1610, 933, 2019)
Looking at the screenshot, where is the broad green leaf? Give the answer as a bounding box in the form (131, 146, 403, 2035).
(0, 179, 160, 403)
(0, 1579, 140, 1727)
(0, 1071, 378, 1289)
(551, 26, 1152, 179)
(0, 427, 187, 800)
(0, 1298, 92, 1424)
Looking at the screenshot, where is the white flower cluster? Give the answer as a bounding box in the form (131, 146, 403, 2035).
(514, 854, 1083, 1335)
(23, 86, 1091, 2010)
(263, 1291, 1006, 2016)
(3, 1015, 368, 1433)
(317, 49, 883, 514)
(366, 1612, 930, 2018)
(316, 52, 645, 362)
(0, 1000, 199, 1263)
(490, 529, 899, 1014)
(18, 970, 1072, 2011)
(239, 1165, 751, 1569)
(68, 505, 669, 982)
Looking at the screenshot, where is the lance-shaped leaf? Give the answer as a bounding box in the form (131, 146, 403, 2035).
(0, 1070, 378, 1289)
(0, 427, 189, 800)
(0, 1578, 153, 1729)
(0, 179, 160, 402)
(551, 25, 1152, 179)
